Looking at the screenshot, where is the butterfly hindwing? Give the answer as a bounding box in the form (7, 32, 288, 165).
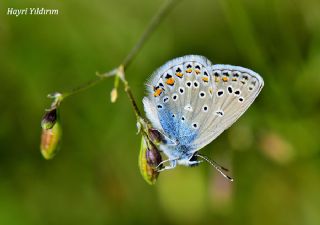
(190, 64, 264, 151)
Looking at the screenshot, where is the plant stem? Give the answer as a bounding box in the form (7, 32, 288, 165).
(121, 0, 179, 69)
(56, 0, 179, 101)
(124, 80, 142, 118)
(61, 69, 117, 99)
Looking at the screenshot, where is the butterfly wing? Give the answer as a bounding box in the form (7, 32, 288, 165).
(189, 64, 264, 151)
(143, 97, 162, 131)
(143, 55, 264, 161)
(143, 55, 213, 149)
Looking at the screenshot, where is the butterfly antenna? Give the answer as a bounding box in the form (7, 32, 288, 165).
(196, 154, 234, 182)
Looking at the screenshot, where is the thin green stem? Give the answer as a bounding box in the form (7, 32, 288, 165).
(61, 77, 100, 99)
(124, 80, 142, 118)
(122, 0, 179, 69)
(60, 69, 117, 100)
(55, 0, 179, 102)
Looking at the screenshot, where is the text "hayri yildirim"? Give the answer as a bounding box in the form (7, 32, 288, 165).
(7, 8, 59, 17)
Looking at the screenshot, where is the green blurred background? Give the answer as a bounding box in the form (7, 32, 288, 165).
(1, 0, 320, 224)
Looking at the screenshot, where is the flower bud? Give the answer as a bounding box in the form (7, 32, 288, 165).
(145, 143, 162, 167)
(110, 88, 118, 103)
(41, 108, 57, 129)
(40, 109, 62, 160)
(138, 136, 162, 185)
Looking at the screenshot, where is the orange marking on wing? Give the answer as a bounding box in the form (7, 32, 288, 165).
(222, 77, 228, 82)
(166, 78, 175, 86)
(176, 72, 183, 78)
(186, 68, 192, 73)
(154, 88, 162, 97)
(202, 77, 209, 82)
(195, 69, 201, 75)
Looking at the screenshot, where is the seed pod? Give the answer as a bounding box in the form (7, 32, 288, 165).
(138, 136, 162, 185)
(40, 109, 62, 160)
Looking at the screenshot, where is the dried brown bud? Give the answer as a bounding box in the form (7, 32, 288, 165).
(148, 128, 164, 144)
(40, 108, 62, 159)
(145, 143, 162, 167)
(41, 108, 57, 129)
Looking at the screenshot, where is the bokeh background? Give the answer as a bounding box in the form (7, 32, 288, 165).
(1, 0, 320, 224)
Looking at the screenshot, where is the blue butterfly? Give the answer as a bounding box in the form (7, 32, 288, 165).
(143, 55, 263, 180)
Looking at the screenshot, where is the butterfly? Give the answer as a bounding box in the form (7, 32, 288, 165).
(143, 55, 264, 180)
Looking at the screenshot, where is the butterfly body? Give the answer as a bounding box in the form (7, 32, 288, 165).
(143, 55, 263, 171)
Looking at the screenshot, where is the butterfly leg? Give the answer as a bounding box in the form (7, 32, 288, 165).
(187, 160, 203, 167)
(156, 159, 177, 172)
(186, 154, 203, 167)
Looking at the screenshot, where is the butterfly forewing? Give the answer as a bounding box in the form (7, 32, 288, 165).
(144, 55, 213, 146)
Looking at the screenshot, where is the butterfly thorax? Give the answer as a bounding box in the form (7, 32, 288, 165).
(160, 142, 196, 166)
